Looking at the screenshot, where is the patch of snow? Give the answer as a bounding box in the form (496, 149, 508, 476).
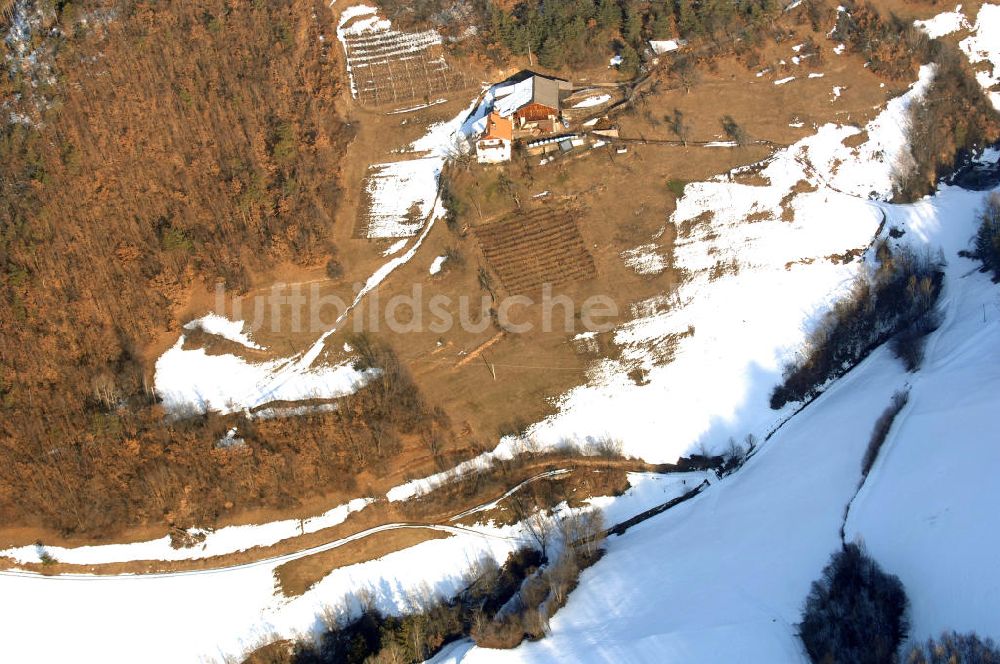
(337, 4, 378, 26)
(154, 341, 375, 416)
(774, 76, 796, 85)
(183, 314, 264, 350)
(429, 255, 447, 275)
(388, 98, 447, 115)
(621, 244, 667, 275)
(960, 3, 1000, 109)
(808, 72, 825, 78)
(572, 94, 612, 109)
(217, 427, 246, 449)
(364, 157, 444, 238)
(833, 43, 846, 55)
(0, 525, 521, 664)
(0, 498, 373, 565)
(914, 5, 970, 39)
(341, 13, 391, 35)
(383, 238, 408, 256)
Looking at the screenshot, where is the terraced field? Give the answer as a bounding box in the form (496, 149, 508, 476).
(342, 29, 468, 106)
(475, 207, 597, 294)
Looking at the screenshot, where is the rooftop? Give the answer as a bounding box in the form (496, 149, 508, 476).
(480, 112, 513, 142)
(493, 73, 571, 118)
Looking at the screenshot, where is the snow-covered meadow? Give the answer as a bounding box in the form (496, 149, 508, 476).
(362, 156, 445, 238)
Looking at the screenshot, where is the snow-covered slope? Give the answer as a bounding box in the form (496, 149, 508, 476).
(0, 472, 714, 663)
(438, 182, 1000, 663)
(845, 190, 1000, 644)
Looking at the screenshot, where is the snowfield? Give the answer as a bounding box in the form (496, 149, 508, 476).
(436, 182, 1000, 664)
(845, 189, 1000, 644)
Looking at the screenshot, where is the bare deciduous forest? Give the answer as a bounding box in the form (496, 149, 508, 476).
(0, 0, 374, 535)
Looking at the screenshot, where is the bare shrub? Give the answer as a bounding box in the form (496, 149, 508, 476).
(906, 631, 1000, 664)
(973, 192, 1000, 280)
(470, 611, 528, 649)
(558, 508, 606, 563)
(716, 434, 758, 477)
(233, 637, 293, 664)
(670, 54, 701, 93)
(668, 109, 691, 145)
(325, 258, 344, 280)
(509, 495, 556, 559)
(472, 508, 605, 650)
(721, 115, 750, 146)
(890, 306, 941, 372)
(771, 244, 942, 409)
(861, 390, 909, 479)
(591, 436, 625, 458)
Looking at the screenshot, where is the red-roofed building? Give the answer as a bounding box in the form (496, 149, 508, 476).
(476, 112, 513, 163)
